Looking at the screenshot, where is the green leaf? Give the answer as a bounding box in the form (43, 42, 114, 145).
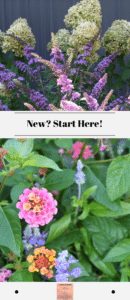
(4, 139, 34, 157)
(90, 250, 116, 277)
(104, 239, 130, 262)
(45, 169, 75, 191)
(47, 230, 82, 249)
(11, 182, 31, 203)
(85, 166, 120, 211)
(84, 217, 127, 256)
(23, 154, 60, 171)
(54, 139, 73, 150)
(0, 207, 22, 256)
(9, 270, 33, 282)
(106, 156, 130, 201)
(47, 215, 71, 243)
(90, 201, 130, 218)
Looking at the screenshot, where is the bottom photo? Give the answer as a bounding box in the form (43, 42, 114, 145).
(0, 138, 130, 282)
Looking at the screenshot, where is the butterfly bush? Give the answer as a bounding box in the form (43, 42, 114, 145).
(0, 138, 130, 282)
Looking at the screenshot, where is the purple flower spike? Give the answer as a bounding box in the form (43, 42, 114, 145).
(91, 74, 108, 99)
(55, 250, 81, 282)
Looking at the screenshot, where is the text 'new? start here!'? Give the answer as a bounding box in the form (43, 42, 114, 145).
(27, 120, 103, 128)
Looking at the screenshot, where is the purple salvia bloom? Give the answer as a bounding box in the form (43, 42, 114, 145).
(23, 225, 47, 253)
(91, 74, 108, 99)
(75, 160, 86, 199)
(74, 42, 93, 66)
(70, 268, 81, 278)
(0, 65, 17, 90)
(55, 250, 82, 282)
(94, 53, 117, 79)
(106, 96, 127, 110)
(50, 47, 65, 68)
(0, 100, 9, 111)
(29, 89, 49, 110)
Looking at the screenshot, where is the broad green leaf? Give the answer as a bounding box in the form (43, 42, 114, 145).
(23, 154, 60, 171)
(55, 139, 73, 150)
(0, 207, 22, 256)
(10, 182, 31, 204)
(89, 250, 116, 277)
(90, 201, 130, 218)
(104, 239, 130, 262)
(47, 230, 82, 249)
(106, 156, 130, 201)
(84, 217, 127, 256)
(4, 139, 34, 157)
(45, 169, 75, 191)
(85, 166, 120, 211)
(47, 215, 71, 243)
(9, 270, 33, 282)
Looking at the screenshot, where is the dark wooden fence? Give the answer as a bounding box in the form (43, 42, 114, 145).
(0, 0, 130, 57)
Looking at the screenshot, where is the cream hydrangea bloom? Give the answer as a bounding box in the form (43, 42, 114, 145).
(49, 29, 71, 52)
(69, 21, 99, 50)
(102, 20, 130, 54)
(64, 0, 102, 29)
(2, 18, 36, 57)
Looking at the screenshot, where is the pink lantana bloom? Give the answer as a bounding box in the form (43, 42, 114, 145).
(82, 146, 94, 160)
(16, 187, 58, 227)
(72, 141, 84, 160)
(0, 268, 12, 282)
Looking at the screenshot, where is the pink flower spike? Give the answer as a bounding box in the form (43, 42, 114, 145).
(16, 187, 58, 227)
(72, 141, 84, 160)
(82, 145, 94, 160)
(61, 100, 83, 111)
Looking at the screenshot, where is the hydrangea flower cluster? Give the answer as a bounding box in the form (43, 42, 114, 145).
(2, 18, 36, 57)
(23, 225, 47, 253)
(50, 0, 101, 62)
(55, 250, 81, 282)
(69, 21, 99, 53)
(0, 268, 12, 282)
(71, 141, 94, 160)
(27, 247, 56, 279)
(102, 20, 130, 55)
(64, 0, 102, 29)
(16, 187, 58, 227)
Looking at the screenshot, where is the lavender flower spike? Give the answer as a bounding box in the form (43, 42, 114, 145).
(83, 92, 99, 111)
(75, 160, 86, 199)
(61, 100, 84, 111)
(91, 73, 108, 99)
(55, 250, 81, 282)
(94, 53, 117, 79)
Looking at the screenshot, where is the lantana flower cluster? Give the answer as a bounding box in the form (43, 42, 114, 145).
(16, 187, 58, 227)
(27, 247, 56, 279)
(0, 268, 12, 282)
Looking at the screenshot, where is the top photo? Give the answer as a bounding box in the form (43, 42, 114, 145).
(0, 0, 130, 112)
